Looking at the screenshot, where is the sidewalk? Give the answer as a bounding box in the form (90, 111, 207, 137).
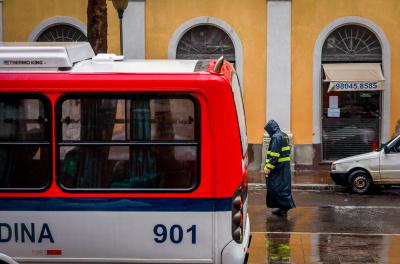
(248, 170, 346, 191)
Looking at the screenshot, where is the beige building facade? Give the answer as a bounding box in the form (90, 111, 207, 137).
(1, 0, 400, 171)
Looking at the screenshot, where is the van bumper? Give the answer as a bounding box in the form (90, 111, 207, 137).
(330, 171, 349, 186)
(221, 214, 251, 264)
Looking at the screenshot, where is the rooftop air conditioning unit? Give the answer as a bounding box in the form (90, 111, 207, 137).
(0, 42, 95, 70)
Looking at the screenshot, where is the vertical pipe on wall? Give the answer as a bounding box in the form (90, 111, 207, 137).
(266, 0, 292, 133)
(0, 0, 3, 42)
(263, 0, 292, 170)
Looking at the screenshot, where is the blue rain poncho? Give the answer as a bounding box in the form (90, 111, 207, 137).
(264, 120, 296, 210)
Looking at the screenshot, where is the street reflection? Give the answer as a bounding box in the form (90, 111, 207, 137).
(266, 233, 291, 262)
(248, 232, 398, 264)
(247, 209, 394, 263)
(248, 188, 400, 263)
(265, 216, 293, 263)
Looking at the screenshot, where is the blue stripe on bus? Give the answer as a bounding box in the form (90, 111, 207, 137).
(0, 197, 232, 212)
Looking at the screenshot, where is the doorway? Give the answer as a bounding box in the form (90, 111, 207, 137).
(321, 25, 382, 161)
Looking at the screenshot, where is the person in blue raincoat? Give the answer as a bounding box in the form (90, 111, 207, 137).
(264, 120, 295, 215)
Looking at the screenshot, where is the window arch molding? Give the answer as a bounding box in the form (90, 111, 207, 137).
(28, 16, 87, 42)
(168, 16, 244, 87)
(313, 16, 391, 144)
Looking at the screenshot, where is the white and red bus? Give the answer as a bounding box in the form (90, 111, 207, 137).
(0, 43, 251, 264)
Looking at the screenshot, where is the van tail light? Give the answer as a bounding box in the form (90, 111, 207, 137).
(232, 187, 244, 242)
(372, 139, 379, 151)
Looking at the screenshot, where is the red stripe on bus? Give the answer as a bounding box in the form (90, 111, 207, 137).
(47, 250, 62, 255)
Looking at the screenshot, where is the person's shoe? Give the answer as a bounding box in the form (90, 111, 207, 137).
(271, 208, 281, 214)
(272, 208, 288, 216)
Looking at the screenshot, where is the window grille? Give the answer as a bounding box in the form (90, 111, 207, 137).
(176, 25, 235, 63)
(37, 24, 87, 42)
(322, 25, 382, 62)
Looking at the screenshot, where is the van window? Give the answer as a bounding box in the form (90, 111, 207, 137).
(231, 73, 248, 156)
(57, 94, 198, 191)
(0, 95, 51, 189)
(391, 138, 400, 153)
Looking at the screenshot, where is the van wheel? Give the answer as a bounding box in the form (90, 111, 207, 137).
(349, 170, 372, 194)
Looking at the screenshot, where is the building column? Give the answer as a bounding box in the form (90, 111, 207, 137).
(0, 0, 3, 42)
(123, 0, 145, 59)
(266, 0, 291, 133)
(262, 0, 292, 170)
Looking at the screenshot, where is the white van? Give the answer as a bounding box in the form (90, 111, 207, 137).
(331, 134, 400, 194)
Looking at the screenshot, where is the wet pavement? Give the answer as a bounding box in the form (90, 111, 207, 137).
(249, 233, 400, 264)
(247, 189, 400, 263)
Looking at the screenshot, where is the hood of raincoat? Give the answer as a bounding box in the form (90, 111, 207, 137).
(264, 120, 280, 137)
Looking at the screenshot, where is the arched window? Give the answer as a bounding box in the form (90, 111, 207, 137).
(322, 25, 382, 62)
(36, 24, 87, 42)
(321, 25, 383, 161)
(176, 25, 235, 63)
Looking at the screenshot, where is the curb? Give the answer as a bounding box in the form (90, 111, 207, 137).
(249, 183, 347, 191)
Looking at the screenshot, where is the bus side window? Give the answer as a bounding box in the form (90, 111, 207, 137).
(0, 96, 50, 190)
(110, 160, 130, 188)
(61, 147, 81, 188)
(57, 95, 198, 191)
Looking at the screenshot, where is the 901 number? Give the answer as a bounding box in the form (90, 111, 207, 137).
(153, 224, 196, 244)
